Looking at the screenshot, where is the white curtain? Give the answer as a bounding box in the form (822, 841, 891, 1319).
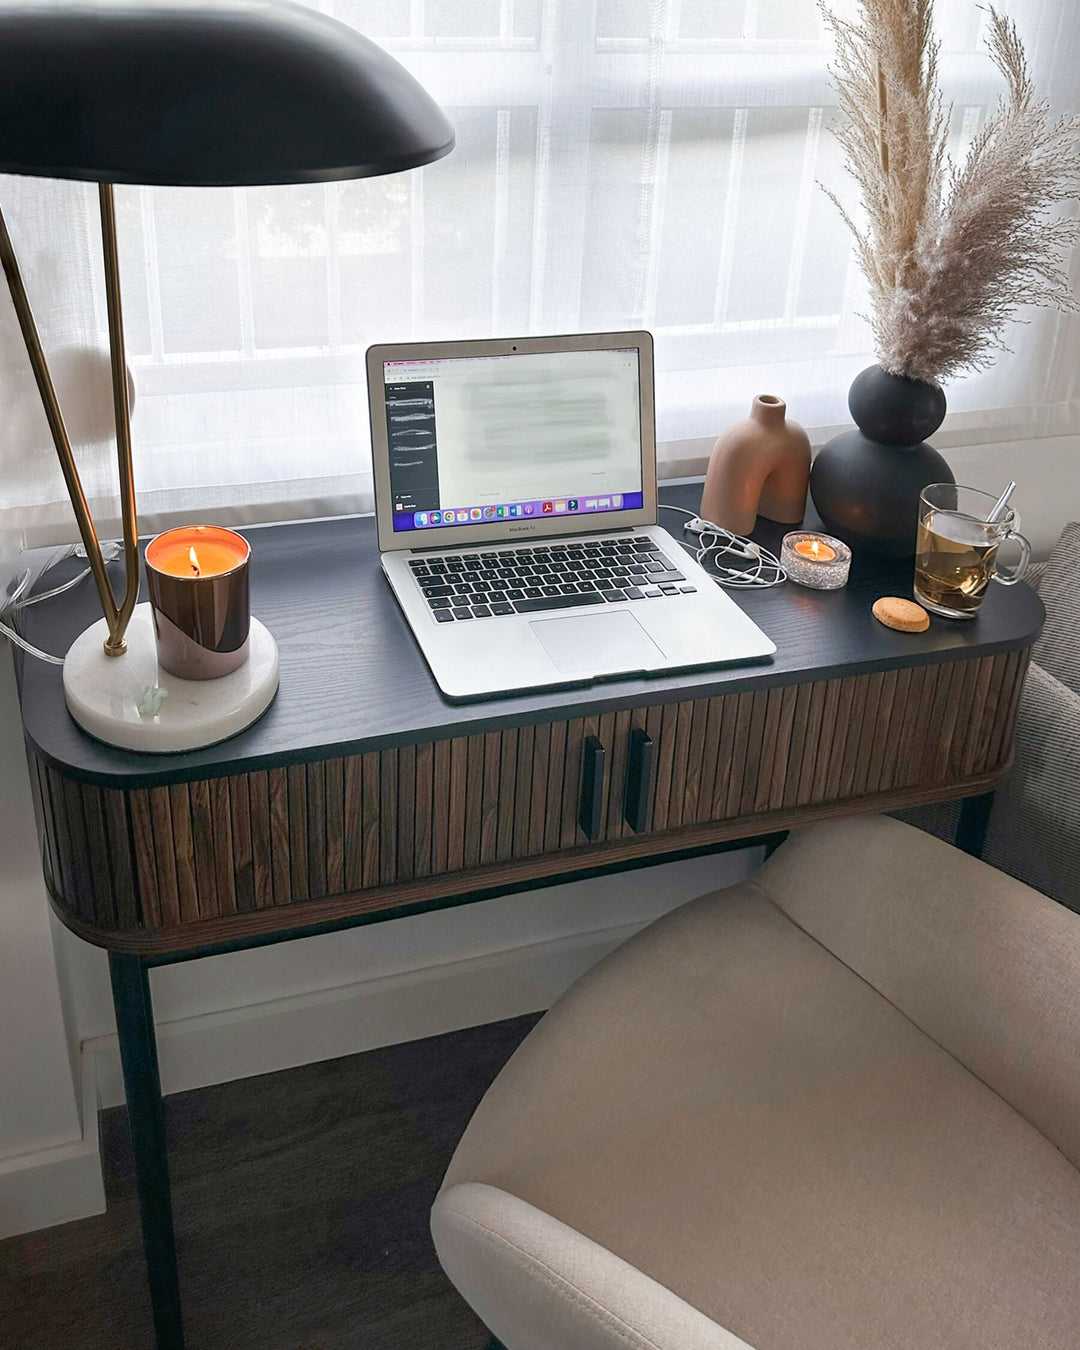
(2, 0, 1078, 551)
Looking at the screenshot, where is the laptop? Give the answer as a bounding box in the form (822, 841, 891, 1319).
(367, 330, 775, 700)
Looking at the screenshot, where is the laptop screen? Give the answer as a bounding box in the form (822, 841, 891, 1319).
(381, 346, 645, 534)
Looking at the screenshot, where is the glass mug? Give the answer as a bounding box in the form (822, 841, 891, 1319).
(914, 484, 1030, 619)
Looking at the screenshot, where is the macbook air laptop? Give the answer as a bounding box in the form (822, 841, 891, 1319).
(368, 330, 775, 700)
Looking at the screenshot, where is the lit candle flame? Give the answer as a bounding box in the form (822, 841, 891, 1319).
(189, 546, 201, 577)
(792, 535, 838, 563)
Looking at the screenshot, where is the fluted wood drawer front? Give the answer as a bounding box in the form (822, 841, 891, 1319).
(28, 649, 1029, 943)
(604, 651, 1029, 840)
(30, 716, 607, 935)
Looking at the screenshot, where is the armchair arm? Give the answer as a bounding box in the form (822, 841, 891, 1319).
(432, 1183, 755, 1350)
(754, 815, 1080, 1170)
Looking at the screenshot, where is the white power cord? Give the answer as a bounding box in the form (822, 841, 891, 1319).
(0, 620, 66, 664)
(1, 540, 123, 665)
(660, 505, 787, 589)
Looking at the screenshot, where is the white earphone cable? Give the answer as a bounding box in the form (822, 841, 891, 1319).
(660, 504, 787, 589)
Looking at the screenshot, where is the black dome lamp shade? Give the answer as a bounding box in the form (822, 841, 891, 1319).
(0, 0, 454, 663)
(0, 0, 455, 185)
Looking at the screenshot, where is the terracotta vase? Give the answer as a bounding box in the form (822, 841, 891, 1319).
(700, 395, 811, 536)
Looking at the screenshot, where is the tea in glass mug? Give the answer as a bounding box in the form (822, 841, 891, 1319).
(914, 484, 1030, 619)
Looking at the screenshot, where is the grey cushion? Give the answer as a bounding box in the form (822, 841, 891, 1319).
(1032, 520, 1080, 694)
(981, 661, 1080, 906)
(900, 521, 1080, 911)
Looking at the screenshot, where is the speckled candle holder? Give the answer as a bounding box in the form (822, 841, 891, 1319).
(781, 531, 852, 590)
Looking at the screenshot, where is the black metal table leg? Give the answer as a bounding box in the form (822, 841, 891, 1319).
(956, 791, 995, 859)
(108, 953, 185, 1349)
(762, 830, 789, 860)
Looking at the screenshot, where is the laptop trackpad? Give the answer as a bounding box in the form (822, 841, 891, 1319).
(531, 611, 665, 675)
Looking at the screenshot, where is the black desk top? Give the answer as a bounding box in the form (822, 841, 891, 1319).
(16, 483, 1044, 787)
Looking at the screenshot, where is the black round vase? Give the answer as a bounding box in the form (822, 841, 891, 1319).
(809, 365, 953, 558)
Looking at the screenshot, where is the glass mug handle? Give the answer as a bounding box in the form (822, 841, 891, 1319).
(992, 527, 1031, 586)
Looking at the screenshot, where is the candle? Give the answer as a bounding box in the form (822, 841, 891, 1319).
(793, 537, 837, 563)
(781, 531, 851, 590)
(146, 532, 248, 579)
(145, 526, 251, 680)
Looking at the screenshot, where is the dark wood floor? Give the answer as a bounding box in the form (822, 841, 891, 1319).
(0, 1013, 541, 1349)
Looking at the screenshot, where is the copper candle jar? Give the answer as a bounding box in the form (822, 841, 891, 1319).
(144, 526, 251, 680)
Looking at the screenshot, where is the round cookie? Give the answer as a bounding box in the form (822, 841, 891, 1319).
(872, 596, 930, 632)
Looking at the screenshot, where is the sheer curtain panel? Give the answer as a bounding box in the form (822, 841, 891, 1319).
(2, 0, 1078, 551)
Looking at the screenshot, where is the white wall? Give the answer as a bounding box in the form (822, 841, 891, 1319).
(941, 435, 1080, 557)
(3, 433, 1080, 1237)
(60, 850, 757, 1112)
(0, 654, 104, 1237)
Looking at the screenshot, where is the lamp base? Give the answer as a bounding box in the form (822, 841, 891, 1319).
(63, 603, 279, 753)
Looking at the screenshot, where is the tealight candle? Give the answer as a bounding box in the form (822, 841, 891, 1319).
(145, 526, 251, 679)
(793, 537, 837, 563)
(781, 530, 851, 590)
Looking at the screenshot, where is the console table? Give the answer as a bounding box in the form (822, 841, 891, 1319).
(14, 483, 1044, 1348)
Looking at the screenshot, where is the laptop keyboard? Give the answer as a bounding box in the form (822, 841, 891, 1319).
(408, 536, 697, 622)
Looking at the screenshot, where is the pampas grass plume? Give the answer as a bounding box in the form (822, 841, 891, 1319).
(822, 0, 1080, 385)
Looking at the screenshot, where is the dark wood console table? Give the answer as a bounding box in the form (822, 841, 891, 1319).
(14, 483, 1044, 1347)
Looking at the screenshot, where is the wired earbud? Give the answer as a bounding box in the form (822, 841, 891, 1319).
(661, 506, 787, 589)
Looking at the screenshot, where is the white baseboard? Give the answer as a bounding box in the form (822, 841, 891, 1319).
(0, 1050, 104, 1239)
(87, 918, 644, 1111)
(3, 919, 644, 1237)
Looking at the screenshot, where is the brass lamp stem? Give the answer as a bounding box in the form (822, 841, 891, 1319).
(97, 184, 141, 655)
(0, 185, 140, 656)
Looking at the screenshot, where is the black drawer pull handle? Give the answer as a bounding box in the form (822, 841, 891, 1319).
(579, 735, 606, 840)
(623, 728, 655, 834)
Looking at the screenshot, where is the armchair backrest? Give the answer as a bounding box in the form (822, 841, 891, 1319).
(757, 816, 1080, 1172)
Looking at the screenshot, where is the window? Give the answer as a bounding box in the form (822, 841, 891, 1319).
(2, 0, 1077, 547)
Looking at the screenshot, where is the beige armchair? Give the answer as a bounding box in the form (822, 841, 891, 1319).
(433, 816, 1080, 1349)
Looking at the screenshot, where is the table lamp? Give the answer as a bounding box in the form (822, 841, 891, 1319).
(0, 0, 453, 752)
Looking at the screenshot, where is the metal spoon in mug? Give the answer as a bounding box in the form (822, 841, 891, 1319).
(985, 481, 1016, 525)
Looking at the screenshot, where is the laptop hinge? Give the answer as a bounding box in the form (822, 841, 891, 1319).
(405, 524, 657, 553)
